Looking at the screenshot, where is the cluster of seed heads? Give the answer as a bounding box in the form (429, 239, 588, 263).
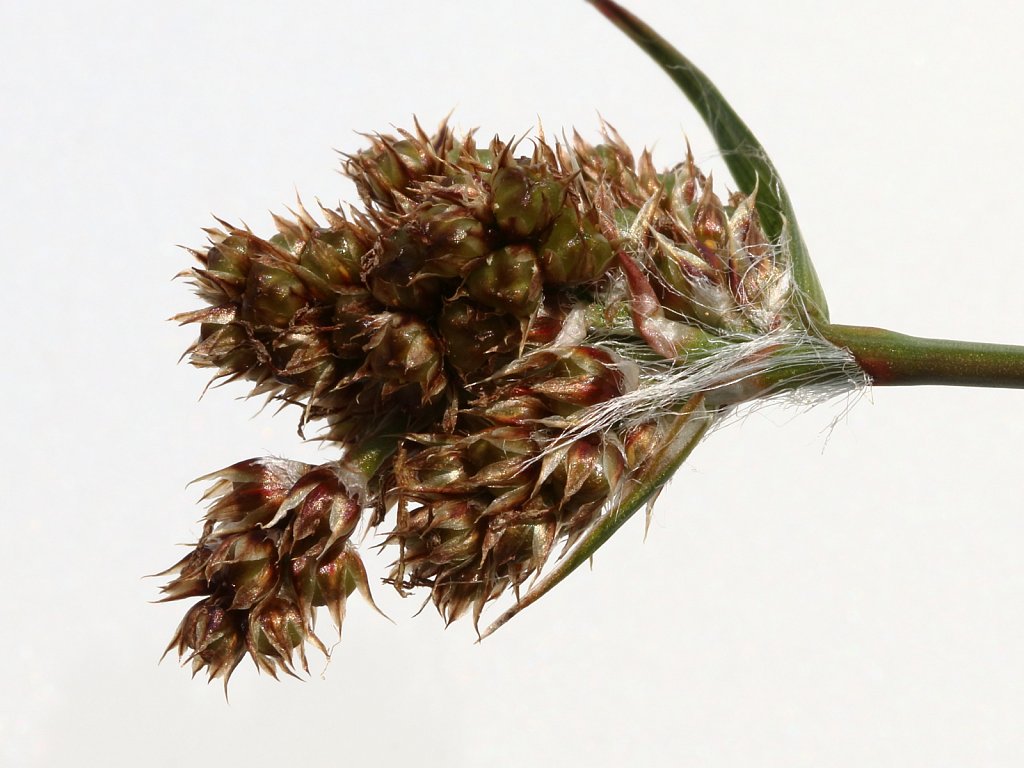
(162, 119, 799, 684)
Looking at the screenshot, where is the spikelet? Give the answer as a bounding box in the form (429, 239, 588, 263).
(160, 458, 376, 684)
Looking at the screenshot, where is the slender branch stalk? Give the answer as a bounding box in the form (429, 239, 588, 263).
(822, 324, 1024, 389)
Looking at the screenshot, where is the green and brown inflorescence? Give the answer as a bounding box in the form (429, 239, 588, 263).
(162, 119, 862, 683)
(161, 0, 1024, 686)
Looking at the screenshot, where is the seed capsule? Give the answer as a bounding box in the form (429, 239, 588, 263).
(313, 545, 371, 629)
(490, 165, 564, 239)
(537, 207, 614, 284)
(248, 596, 310, 677)
(438, 299, 521, 381)
(465, 245, 542, 318)
(361, 312, 447, 403)
(284, 467, 362, 560)
(363, 229, 446, 312)
(198, 458, 311, 530)
(418, 204, 491, 278)
(203, 236, 250, 288)
(295, 225, 367, 296)
(166, 599, 245, 684)
(242, 259, 307, 328)
(204, 532, 279, 610)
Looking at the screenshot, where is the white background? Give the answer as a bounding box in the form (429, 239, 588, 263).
(4, 1, 1024, 765)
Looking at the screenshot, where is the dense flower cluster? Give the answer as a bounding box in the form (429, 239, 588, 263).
(163, 120, 810, 683)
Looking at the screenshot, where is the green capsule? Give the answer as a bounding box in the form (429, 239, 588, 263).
(191, 322, 260, 377)
(242, 259, 307, 328)
(472, 147, 495, 169)
(363, 313, 447, 403)
(406, 443, 471, 493)
(538, 208, 614, 284)
(463, 427, 534, 471)
(296, 226, 366, 292)
(357, 137, 431, 205)
(612, 205, 637, 234)
(174, 599, 246, 683)
(196, 457, 310, 528)
(203, 532, 279, 611)
(269, 327, 336, 389)
(438, 299, 521, 380)
(692, 177, 728, 258)
(314, 551, 358, 600)
(408, 500, 482, 566)
(594, 144, 623, 176)
(310, 547, 369, 629)
(490, 166, 564, 239)
(204, 236, 251, 285)
(466, 245, 542, 317)
(623, 421, 662, 472)
(485, 523, 547, 572)
(390, 139, 429, 178)
(477, 393, 549, 425)
(364, 229, 448, 312)
(285, 468, 361, 558)
(564, 440, 624, 506)
(651, 240, 702, 318)
(249, 596, 307, 665)
(420, 204, 491, 278)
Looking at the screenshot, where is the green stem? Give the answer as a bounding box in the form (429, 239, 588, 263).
(822, 324, 1024, 389)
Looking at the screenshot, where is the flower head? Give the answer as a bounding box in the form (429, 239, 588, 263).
(163, 117, 864, 681)
(155, 0, 1024, 687)
(160, 458, 376, 684)
(160, 0, 901, 672)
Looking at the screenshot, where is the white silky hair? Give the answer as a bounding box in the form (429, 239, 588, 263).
(534, 326, 867, 462)
(527, 193, 866, 461)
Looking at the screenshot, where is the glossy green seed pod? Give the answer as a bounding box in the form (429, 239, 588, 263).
(465, 244, 542, 317)
(490, 165, 564, 239)
(537, 207, 614, 284)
